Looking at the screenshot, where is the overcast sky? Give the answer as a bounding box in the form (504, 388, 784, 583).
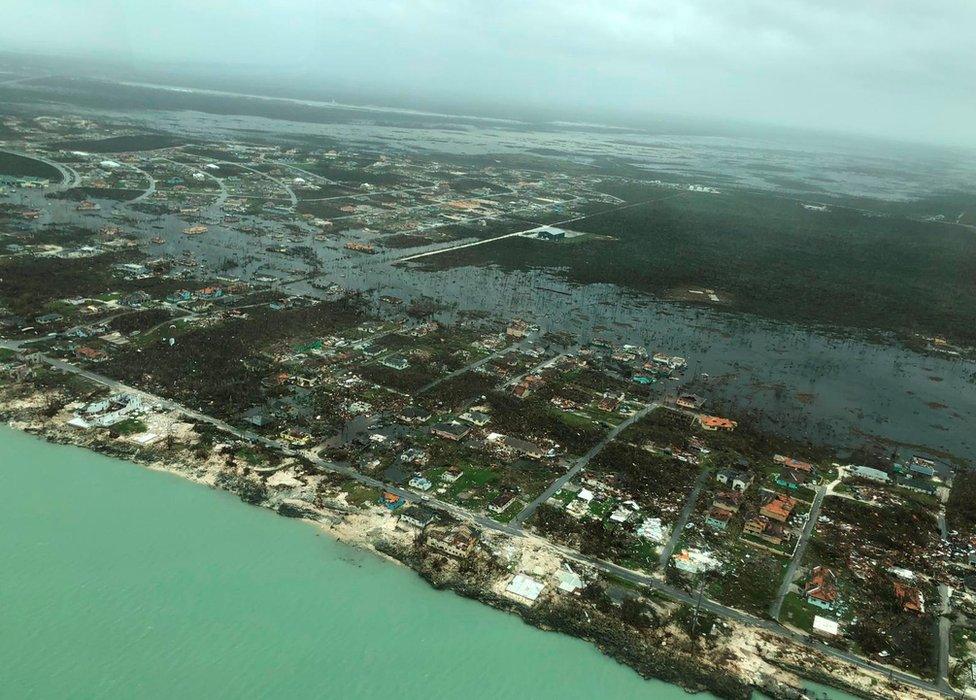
(2, 0, 975, 146)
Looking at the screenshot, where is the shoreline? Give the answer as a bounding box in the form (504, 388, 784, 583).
(0, 383, 943, 700)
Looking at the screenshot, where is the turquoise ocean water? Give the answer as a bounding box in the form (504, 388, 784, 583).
(0, 426, 702, 699)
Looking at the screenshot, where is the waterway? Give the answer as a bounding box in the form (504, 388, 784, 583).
(0, 425, 698, 698)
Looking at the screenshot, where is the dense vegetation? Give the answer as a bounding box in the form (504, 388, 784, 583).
(947, 470, 976, 537)
(108, 309, 177, 334)
(53, 134, 186, 152)
(484, 391, 604, 455)
(590, 442, 698, 503)
(426, 186, 976, 344)
(102, 300, 363, 416)
(0, 254, 116, 314)
(847, 571, 937, 678)
(0, 254, 184, 317)
(0, 151, 62, 180)
(620, 407, 826, 464)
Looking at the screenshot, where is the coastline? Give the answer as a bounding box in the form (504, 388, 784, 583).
(0, 382, 939, 700)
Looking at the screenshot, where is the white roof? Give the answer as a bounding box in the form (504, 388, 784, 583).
(577, 488, 594, 502)
(888, 567, 915, 581)
(674, 548, 720, 574)
(556, 568, 583, 593)
(68, 416, 91, 429)
(507, 574, 545, 602)
(609, 507, 630, 522)
(637, 517, 666, 543)
(813, 616, 840, 636)
(131, 432, 160, 445)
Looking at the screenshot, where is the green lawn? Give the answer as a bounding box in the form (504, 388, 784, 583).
(342, 480, 381, 507)
(112, 418, 147, 435)
(620, 538, 659, 572)
(427, 465, 499, 503)
(588, 497, 616, 519)
(236, 446, 265, 466)
(488, 498, 525, 523)
(780, 591, 818, 631)
(551, 488, 577, 506)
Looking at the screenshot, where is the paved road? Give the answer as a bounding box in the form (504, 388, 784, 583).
(657, 466, 713, 569)
(417, 338, 529, 395)
(395, 193, 684, 264)
(395, 225, 543, 263)
(511, 402, 657, 527)
(125, 163, 157, 203)
(158, 156, 228, 210)
(500, 350, 570, 389)
(554, 544, 957, 699)
(0, 148, 80, 191)
(1, 344, 957, 698)
(273, 161, 341, 187)
(300, 183, 437, 204)
(769, 485, 827, 620)
(938, 584, 952, 693)
(938, 508, 949, 540)
(218, 160, 297, 209)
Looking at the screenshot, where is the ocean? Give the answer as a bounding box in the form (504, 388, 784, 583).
(0, 425, 701, 699)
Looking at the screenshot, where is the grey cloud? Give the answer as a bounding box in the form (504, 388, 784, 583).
(1, 0, 973, 146)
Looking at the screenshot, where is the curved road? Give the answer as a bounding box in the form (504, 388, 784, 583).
(0, 148, 81, 191)
(219, 160, 297, 210)
(125, 162, 157, 203)
(158, 156, 228, 210)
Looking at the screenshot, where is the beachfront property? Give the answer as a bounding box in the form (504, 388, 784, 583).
(426, 527, 477, 558)
(506, 573, 545, 603)
(400, 505, 436, 530)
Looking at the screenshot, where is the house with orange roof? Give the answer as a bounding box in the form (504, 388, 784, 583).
(697, 415, 737, 431)
(804, 566, 839, 610)
(760, 492, 797, 522)
(74, 346, 107, 362)
(774, 455, 815, 473)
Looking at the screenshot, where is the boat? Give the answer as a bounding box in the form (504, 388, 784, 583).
(150, 236, 165, 244)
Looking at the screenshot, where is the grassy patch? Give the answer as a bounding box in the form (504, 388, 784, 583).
(341, 481, 380, 507)
(780, 591, 818, 631)
(111, 418, 147, 435)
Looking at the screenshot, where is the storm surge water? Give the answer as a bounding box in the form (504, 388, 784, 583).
(0, 426, 691, 699)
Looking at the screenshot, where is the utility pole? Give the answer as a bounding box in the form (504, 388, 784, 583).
(690, 574, 707, 640)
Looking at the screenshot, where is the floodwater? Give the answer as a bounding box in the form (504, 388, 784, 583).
(2, 81, 974, 463)
(9, 184, 975, 463)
